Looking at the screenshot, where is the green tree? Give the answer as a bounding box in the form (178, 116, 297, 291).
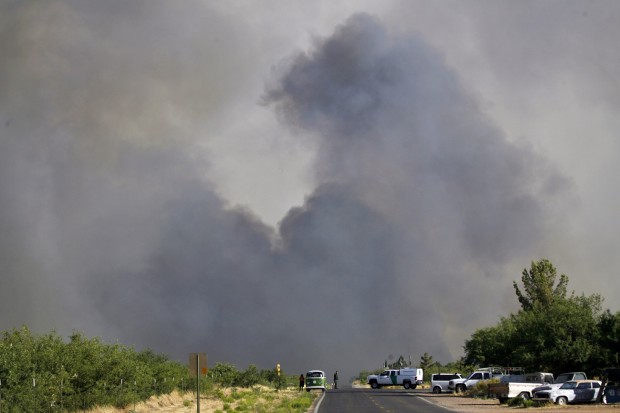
(513, 259, 568, 311)
(211, 362, 239, 387)
(236, 364, 261, 388)
(463, 317, 517, 367)
(597, 310, 620, 367)
(420, 353, 437, 374)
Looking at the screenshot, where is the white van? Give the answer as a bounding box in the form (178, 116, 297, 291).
(431, 373, 463, 394)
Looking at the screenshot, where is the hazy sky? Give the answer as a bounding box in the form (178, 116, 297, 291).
(2, 0, 619, 381)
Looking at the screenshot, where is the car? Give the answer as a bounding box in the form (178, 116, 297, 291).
(533, 380, 603, 405)
(431, 373, 463, 394)
(305, 370, 327, 392)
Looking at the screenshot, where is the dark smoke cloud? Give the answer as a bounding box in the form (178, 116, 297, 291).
(1, 3, 569, 380)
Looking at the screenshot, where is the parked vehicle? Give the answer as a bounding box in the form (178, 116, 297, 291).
(449, 367, 506, 393)
(431, 373, 463, 394)
(367, 368, 424, 389)
(487, 372, 554, 402)
(532, 380, 602, 405)
(530, 372, 588, 396)
(305, 370, 327, 392)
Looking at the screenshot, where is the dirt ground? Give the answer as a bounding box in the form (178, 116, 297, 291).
(422, 393, 620, 413)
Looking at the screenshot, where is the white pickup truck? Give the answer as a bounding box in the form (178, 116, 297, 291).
(367, 368, 423, 389)
(449, 367, 507, 393)
(487, 372, 555, 402)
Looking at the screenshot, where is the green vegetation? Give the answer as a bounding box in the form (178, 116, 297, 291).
(209, 387, 315, 413)
(0, 327, 308, 412)
(465, 378, 498, 398)
(463, 259, 620, 375)
(507, 396, 534, 408)
(0, 327, 187, 412)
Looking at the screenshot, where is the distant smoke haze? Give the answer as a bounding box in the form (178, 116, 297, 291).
(2, 1, 617, 382)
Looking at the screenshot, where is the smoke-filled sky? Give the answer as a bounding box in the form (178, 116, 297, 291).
(2, 1, 620, 381)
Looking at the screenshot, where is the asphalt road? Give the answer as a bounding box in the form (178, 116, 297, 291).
(315, 388, 453, 413)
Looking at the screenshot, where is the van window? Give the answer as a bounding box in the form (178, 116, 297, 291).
(433, 374, 459, 381)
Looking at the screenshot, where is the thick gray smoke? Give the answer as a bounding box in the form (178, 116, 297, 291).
(1, 4, 568, 380)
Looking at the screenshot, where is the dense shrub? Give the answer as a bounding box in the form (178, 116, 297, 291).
(465, 378, 498, 398)
(0, 327, 188, 412)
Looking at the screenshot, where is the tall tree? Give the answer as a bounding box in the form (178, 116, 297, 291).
(513, 259, 569, 311)
(419, 352, 435, 371)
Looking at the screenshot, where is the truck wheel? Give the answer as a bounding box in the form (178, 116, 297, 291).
(370, 381, 379, 389)
(518, 392, 531, 400)
(403, 381, 411, 389)
(433, 386, 441, 394)
(455, 384, 466, 393)
(556, 396, 568, 406)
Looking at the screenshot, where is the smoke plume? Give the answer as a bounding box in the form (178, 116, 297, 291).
(1, 4, 569, 380)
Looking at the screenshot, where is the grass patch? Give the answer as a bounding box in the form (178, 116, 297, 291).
(203, 385, 317, 413)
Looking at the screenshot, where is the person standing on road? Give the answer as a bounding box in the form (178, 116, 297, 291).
(299, 374, 305, 391)
(333, 370, 338, 389)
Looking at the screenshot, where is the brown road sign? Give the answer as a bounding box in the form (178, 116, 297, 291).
(189, 353, 207, 376)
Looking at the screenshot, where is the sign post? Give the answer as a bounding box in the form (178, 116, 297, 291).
(189, 353, 207, 412)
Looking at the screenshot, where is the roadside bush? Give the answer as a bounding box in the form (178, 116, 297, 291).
(236, 364, 261, 387)
(211, 362, 239, 387)
(466, 378, 499, 398)
(0, 327, 189, 412)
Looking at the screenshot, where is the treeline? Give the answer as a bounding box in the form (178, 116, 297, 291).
(0, 327, 284, 412)
(205, 362, 293, 389)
